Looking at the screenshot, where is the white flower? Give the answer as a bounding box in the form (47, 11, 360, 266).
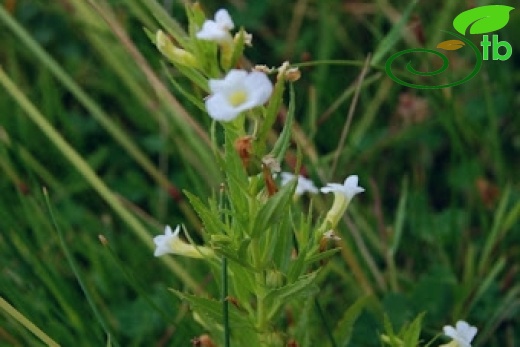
(279, 172, 318, 195)
(153, 225, 180, 257)
(205, 69, 273, 121)
(443, 321, 478, 347)
(321, 175, 365, 200)
(320, 175, 364, 230)
(153, 225, 213, 258)
(196, 9, 234, 43)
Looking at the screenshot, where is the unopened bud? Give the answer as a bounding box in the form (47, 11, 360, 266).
(156, 30, 199, 68)
(285, 67, 301, 82)
(235, 31, 253, 46)
(277, 61, 290, 80)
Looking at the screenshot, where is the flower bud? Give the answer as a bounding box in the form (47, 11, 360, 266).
(156, 30, 199, 68)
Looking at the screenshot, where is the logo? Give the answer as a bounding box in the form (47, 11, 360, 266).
(385, 5, 514, 89)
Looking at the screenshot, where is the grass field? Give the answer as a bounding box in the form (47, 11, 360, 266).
(0, 0, 519, 346)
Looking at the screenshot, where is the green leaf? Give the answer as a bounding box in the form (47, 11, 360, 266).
(270, 209, 294, 273)
(228, 262, 256, 306)
(402, 312, 425, 347)
(264, 271, 319, 305)
(304, 248, 340, 266)
(223, 130, 252, 233)
(372, 0, 418, 65)
(257, 72, 285, 151)
(334, 296, 371, 347)
(172, 290, 254, 329)
(270, 83, 295, 162)
(229, 27, 247, 69)
(251, 178, 296, 239)
(184, 191, 228, 236)
(453, 5, 515, 35)
(390, 177, 408, 255)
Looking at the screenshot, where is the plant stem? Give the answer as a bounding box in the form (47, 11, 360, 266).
(43, 188, 119, 346)
(222, 257, 230, 347)
(314, 298, 337, 347)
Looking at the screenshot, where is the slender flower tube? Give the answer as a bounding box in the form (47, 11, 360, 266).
(153, 225, 213, 258)
(441, 321, 477, 347)
(205, 69, 273, 121)
(320, 175, 364, 230)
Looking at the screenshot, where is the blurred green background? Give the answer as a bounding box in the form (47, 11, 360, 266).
(0, 0, 519, 346)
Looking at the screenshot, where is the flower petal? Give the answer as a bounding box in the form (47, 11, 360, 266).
(153, 225, 181, 257)
(443, 325, 458, 339)
(209, 69, 248, 93)
(205, 93, 240, 121)
(205, 70, 273, 122)
(242, 71, 273, 106)
(215, 9, 234, 30)
(196, 21, 230, 42)
(342, 175, 365, 199)
(320, 183, 344, 194)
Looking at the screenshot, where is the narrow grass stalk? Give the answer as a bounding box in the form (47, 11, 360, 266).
(0, 297, 60, 347)
(314, 298, 338, 347)
(0, 67, 203, 295)
(0, 5, 201, 227)
(97, 235, 177, 325)
(219, 185, 230, 346)
(330, 54, 370, 179)
(478, 186, 511, 274)
(222, 257, 230, 347)
(43, 188, 119, 347)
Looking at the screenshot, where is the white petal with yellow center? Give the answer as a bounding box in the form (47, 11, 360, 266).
(205, 69, 273, 122)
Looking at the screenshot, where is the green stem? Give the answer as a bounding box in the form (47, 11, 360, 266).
(222, 257, 230, 347)
(290, 59, 386, 72)
(256, 290, 267, 334)
(43, 189, 119, 346)
(314, 298, 338, 347)
(0, 297, 60, 347)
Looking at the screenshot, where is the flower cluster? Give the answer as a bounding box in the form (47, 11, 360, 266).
(151, 6, 367, 346)
(154, 174, 364, 257)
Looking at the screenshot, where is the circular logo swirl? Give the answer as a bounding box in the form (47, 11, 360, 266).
(385, 32, 483, 89)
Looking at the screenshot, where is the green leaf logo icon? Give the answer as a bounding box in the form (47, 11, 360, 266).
(453, 5, 514, 35)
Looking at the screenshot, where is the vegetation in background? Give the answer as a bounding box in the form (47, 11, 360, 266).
(0, 0, 519, 346)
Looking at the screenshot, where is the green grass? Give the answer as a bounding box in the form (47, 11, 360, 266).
(1, 0, 519, 346)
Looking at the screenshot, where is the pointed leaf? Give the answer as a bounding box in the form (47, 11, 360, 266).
(172, 290, 254, 329)
(304, 248, 340, 265)
(224, 130, 252, 231)
(402, 312, 425, 346)
(264, 271, 319, 304)
(436, 39, 465, 51)
(271, 83, 295, 162)
(184, 191, 228, 236)
(334, 296, 371, 346)
(251, 178, 296, 239)
(229, 27, 246, 69)
(453, 5, 514, 35)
